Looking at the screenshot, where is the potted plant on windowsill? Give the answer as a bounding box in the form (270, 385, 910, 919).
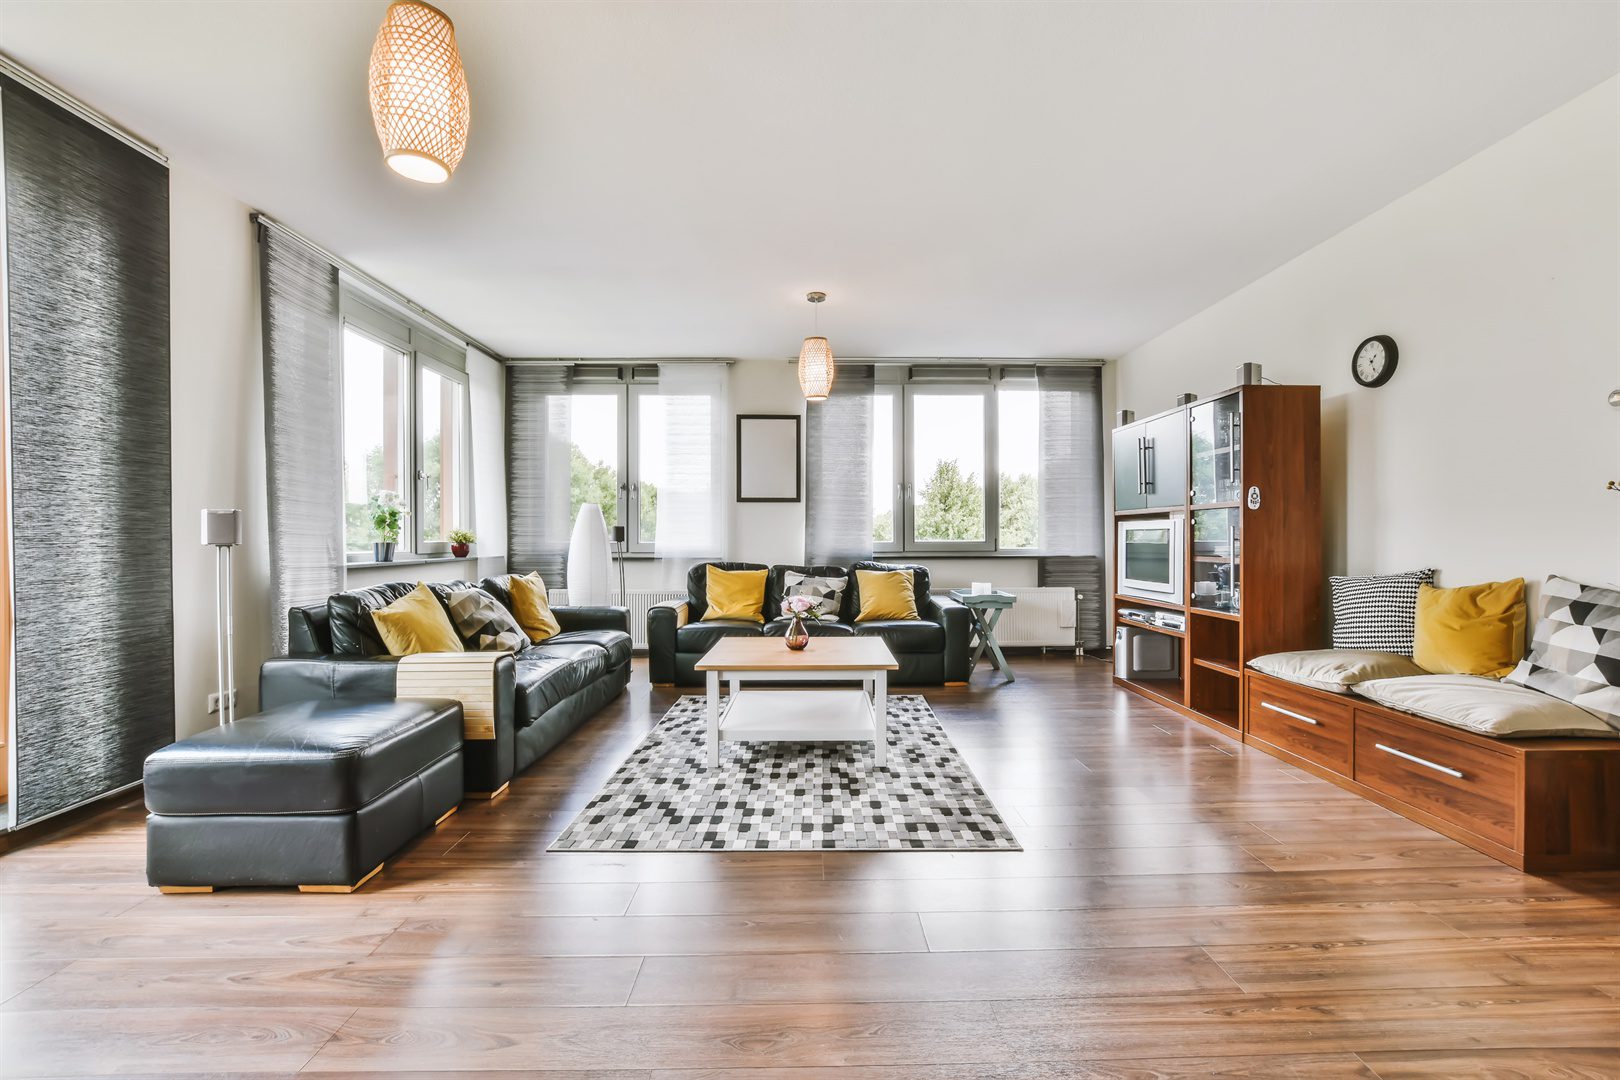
(371, 490, 403, 563)
(448, 529, 475, 559)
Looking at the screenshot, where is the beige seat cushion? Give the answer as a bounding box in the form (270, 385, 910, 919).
(1248, 649, 1427, 694)
(1353, 674, 1618, 739)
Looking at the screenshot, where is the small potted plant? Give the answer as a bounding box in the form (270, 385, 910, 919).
(371, 490, 403, 562)
(781, 594, 817, 650)
(448, 528, 475, 559)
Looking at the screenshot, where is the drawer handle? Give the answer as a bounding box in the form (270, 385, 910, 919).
(1260, 701, 1318, 726)
(1375, 742, 1464, 780)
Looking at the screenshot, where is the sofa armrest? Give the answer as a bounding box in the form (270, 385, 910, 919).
(259, 655, 401, 709)
(261, 652, 520, 795)
(555, 605, 630, 635)
(926, 596, 973, 683)
(647, 599, 689, 684)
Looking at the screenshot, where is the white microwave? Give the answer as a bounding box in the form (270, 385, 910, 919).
(1118, 516, 1184, 605)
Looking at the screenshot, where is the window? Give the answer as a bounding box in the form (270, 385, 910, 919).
(568, 391, 621, 531)
(418, 363, 467, 545)
(997, 385, 1039, 551)
(341, 327, 409, 555)
(869, 378, 1044, 554)
(340, 293, 471, 560)
(564, 379, 663, 553)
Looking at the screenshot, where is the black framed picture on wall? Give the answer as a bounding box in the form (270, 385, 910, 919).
(736, 414, 801, 502)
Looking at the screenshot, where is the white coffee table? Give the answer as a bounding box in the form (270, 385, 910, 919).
(694, 636, 900, 767)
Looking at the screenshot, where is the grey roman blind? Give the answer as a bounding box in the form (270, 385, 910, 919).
(805, 364, 874, 565)
(506, 364, 573, 586)
(2, 77, 174, 825)
(259, 224, 344, 652)
(1036, 365, 1104, 557)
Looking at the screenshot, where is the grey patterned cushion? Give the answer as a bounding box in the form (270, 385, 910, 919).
(783, 570, 848, 620)
(1504, 575, 1620, 733)
(446, 586, 526, 652)
(1330, 569, 1435, 656)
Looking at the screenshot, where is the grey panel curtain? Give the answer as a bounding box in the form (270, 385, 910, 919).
(1037, 366, 1104, 557)
(259, 224, 344, 652)
(2, 78, 174, 825)
(804, 364, 874, 565)
(506, 365, 573, 586)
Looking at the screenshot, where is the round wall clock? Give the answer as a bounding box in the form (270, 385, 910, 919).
(1351, 335, 1398, 388)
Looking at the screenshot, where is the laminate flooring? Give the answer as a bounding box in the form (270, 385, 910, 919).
(3, 656, 1617, 1078)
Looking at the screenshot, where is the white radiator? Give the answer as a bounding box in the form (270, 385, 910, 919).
(569, 586, 1077, 650)
(556, 589, 686, 649)
(978, 586, 1078, 648)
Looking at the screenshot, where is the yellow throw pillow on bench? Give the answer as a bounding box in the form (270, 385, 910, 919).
(703, 567, 767, 623)
(372, 583, 465, 656)
(856, 568, 920, 622)
(1413, 578, 1527, 679)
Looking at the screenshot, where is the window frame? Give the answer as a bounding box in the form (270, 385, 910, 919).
(901, 382, 997, 553)
(413, 356, 472, 555)
(339, 289, 474, 564)
(563, 376, 664, 557)
(864, 374, 1051, 556)
(993, 378, 1042, 556)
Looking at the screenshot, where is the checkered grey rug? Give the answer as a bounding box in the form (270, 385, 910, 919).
(550, 694, 1020, 852)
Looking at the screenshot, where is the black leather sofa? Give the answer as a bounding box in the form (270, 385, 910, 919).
(261, 576, 631, 795)
(647, 561, 970, 686)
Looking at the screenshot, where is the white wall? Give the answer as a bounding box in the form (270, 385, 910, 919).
(169, 166, 270, 738)
(1115, 78, 1620, 600)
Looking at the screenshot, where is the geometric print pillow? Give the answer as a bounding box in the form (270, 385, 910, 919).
(782, 571, 848, 619)
(1505, 575, 1620, 733)
(445, 585, 527, 652)
(1330, 568, 1436, 656)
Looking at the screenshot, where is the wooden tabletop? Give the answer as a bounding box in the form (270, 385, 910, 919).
(695, 635, 898, 671)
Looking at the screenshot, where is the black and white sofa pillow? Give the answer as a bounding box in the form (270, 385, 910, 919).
(783, 571, 848, 620)
(1330, 568, 1435, 656)
(446, 585, 527, 652)
(1506, 574, 1620, 733)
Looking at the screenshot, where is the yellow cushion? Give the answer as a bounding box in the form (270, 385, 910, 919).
(508, 572, 562, 643)
(703, 567, 767, 623)
(855, 568, 920, 622)
(1413, 579, 1527, 679)
(372, 583, 464, 656)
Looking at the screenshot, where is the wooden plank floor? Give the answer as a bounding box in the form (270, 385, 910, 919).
(2, 655, 1618, 1078)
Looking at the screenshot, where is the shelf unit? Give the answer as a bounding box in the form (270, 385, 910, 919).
(1112, 383, 1322, 739)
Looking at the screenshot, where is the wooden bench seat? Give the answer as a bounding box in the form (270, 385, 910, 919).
(1243, 669, 1620, 872)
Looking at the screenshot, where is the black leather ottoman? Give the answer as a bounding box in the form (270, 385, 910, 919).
(144, 699, 463, 893)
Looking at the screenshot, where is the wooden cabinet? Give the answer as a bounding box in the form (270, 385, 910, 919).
(1111, 384, 1322, 737)
(1113, 410, 1188, 512)
(1246, 675, 1353, 775)
(1242, 669, 1620, 871)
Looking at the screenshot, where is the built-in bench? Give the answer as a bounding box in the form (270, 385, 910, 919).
(1243, 669, 1620, 871)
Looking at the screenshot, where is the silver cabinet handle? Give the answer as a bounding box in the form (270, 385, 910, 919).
(1143, 436, 1155, 493)
(1136, 437, 1145, 494)
(1260, 701, 1318, 726)
(1375, 742, 1464, 779)
(1229, 413, 1240, 483)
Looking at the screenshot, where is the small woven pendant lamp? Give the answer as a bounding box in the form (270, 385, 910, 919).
(798, 292, 835, 402)
(368, 1, 470, 184)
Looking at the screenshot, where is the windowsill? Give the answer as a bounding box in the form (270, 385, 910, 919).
(346, 555, 480, 569)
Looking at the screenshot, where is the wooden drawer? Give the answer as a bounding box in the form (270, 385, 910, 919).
(1246, 675, 1353, 775)
(1353, 711, 1518, 847)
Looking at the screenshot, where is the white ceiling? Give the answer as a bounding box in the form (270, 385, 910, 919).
(2, 1, 1616, 359)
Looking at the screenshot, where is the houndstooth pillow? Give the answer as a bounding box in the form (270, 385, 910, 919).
(1505, 575, 1620, 733)
(1330, 568, 1435, 656)
(783, 571, 848, 620)
(446, 586, 527, 652)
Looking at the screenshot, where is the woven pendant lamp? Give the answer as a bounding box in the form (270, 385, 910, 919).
(368, 1, 470, 184)
(798, 292, 835, 402)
